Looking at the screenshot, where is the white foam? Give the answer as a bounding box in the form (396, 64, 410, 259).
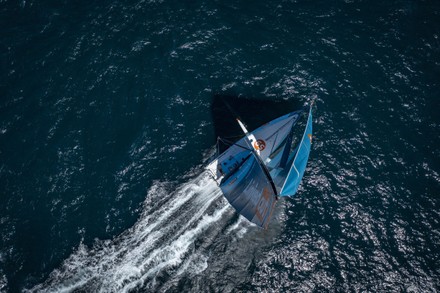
(175, 253, 209, 277)
(0, 273, 7, 292)
(121, 204, 230, 292)
(27, 172, 231, 293)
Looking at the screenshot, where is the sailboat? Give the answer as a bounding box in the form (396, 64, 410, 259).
(206, 100, 314, 229)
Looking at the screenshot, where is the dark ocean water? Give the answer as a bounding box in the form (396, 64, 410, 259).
(1, 0, 440, 292)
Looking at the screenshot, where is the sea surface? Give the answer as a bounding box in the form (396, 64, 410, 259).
(1, 0, 440, 292)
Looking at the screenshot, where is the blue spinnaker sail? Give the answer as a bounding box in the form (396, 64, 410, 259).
(220, 152, 277, 229)
(279, 106, 313, 197)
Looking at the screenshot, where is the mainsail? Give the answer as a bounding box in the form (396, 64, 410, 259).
(206, 103, 313, 228)
(219, 152, 277, 229)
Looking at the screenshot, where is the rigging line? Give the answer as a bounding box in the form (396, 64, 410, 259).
(218, 137, 251, 151)
(223, 134, 245, 140)
(252, 151, 279, 198)
(216, 137, 221, 156)
(237, 128, 279, 197)
(222, 98, 242, 122)
(234, 118, 279, 197)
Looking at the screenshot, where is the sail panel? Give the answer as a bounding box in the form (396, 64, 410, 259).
(251, 110, 302, 162)
(220, 154, 277, 228)
(279, 107, 313, 197)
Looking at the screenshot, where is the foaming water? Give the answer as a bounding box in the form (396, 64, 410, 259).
(27, 173, 227, 292)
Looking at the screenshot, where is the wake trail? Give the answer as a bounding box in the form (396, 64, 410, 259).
(28, 172, 234, 293)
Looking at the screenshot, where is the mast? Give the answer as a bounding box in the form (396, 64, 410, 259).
(236, 118, 279, 197)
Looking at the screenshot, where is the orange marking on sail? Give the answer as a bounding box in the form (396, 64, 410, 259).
(255, 187, 270, 222)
